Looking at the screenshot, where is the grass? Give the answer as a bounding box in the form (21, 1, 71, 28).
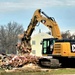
(0, 71, 51, 75)
(50, 68, 75, 74)
(0, 68, 75, 75)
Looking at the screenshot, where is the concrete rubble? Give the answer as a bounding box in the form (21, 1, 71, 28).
(0, 54, 41, 70)
(0, 34, 41, 70)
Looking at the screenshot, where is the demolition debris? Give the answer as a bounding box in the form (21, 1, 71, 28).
(0, 54, 41, 70)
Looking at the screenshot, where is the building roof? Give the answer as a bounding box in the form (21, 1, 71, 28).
(31, 32, 53, 39)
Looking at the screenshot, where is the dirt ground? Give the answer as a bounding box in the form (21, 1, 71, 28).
(4, 63, 75, 75)
(5, 63, 52, 72)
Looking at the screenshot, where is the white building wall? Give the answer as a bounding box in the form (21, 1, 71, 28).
(31, 33, 53, 56)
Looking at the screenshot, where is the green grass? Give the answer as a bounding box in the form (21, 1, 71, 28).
(50, 68, 75, 74)
(0, 68, 75, 75)
(0, 72, 51, 75)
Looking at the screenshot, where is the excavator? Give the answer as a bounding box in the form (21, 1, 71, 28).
(17, 9, 75, 68)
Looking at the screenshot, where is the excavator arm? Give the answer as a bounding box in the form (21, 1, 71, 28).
(25, 9, 62, 39)
(17, 9, 62, 54)
(36, 9, 62, 39)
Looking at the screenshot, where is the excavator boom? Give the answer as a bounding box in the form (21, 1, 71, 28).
(23, 9, 62, 40)
(17, 9, 62, 54)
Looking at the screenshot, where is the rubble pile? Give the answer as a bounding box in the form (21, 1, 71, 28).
(0, 54, 40, 69)
(0, 33, 42, 70)
(16, 42, 31, 54)
(17, 33, 32, 54)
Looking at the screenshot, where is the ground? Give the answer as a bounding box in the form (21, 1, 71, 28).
(0, 64, 75, 75)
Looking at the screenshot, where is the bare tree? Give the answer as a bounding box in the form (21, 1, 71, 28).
(61, 30, 71, 39)
(0, 22, 24, 54)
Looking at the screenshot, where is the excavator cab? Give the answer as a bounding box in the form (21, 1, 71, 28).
(42, 38, 57, 55)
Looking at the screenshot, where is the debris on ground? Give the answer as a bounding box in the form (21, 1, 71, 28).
(5, 63, 52, 73)
(0, 54, 41, 70)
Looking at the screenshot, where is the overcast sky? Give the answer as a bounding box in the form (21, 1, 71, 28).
(0, 0, 75, 34)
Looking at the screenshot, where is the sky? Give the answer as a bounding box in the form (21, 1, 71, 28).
(0, 0, 75, 35)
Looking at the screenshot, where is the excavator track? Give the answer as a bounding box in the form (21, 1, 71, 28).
(39, 58, 61, 68)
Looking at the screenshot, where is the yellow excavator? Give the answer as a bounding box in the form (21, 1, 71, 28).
(17, 9, 75, 68)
